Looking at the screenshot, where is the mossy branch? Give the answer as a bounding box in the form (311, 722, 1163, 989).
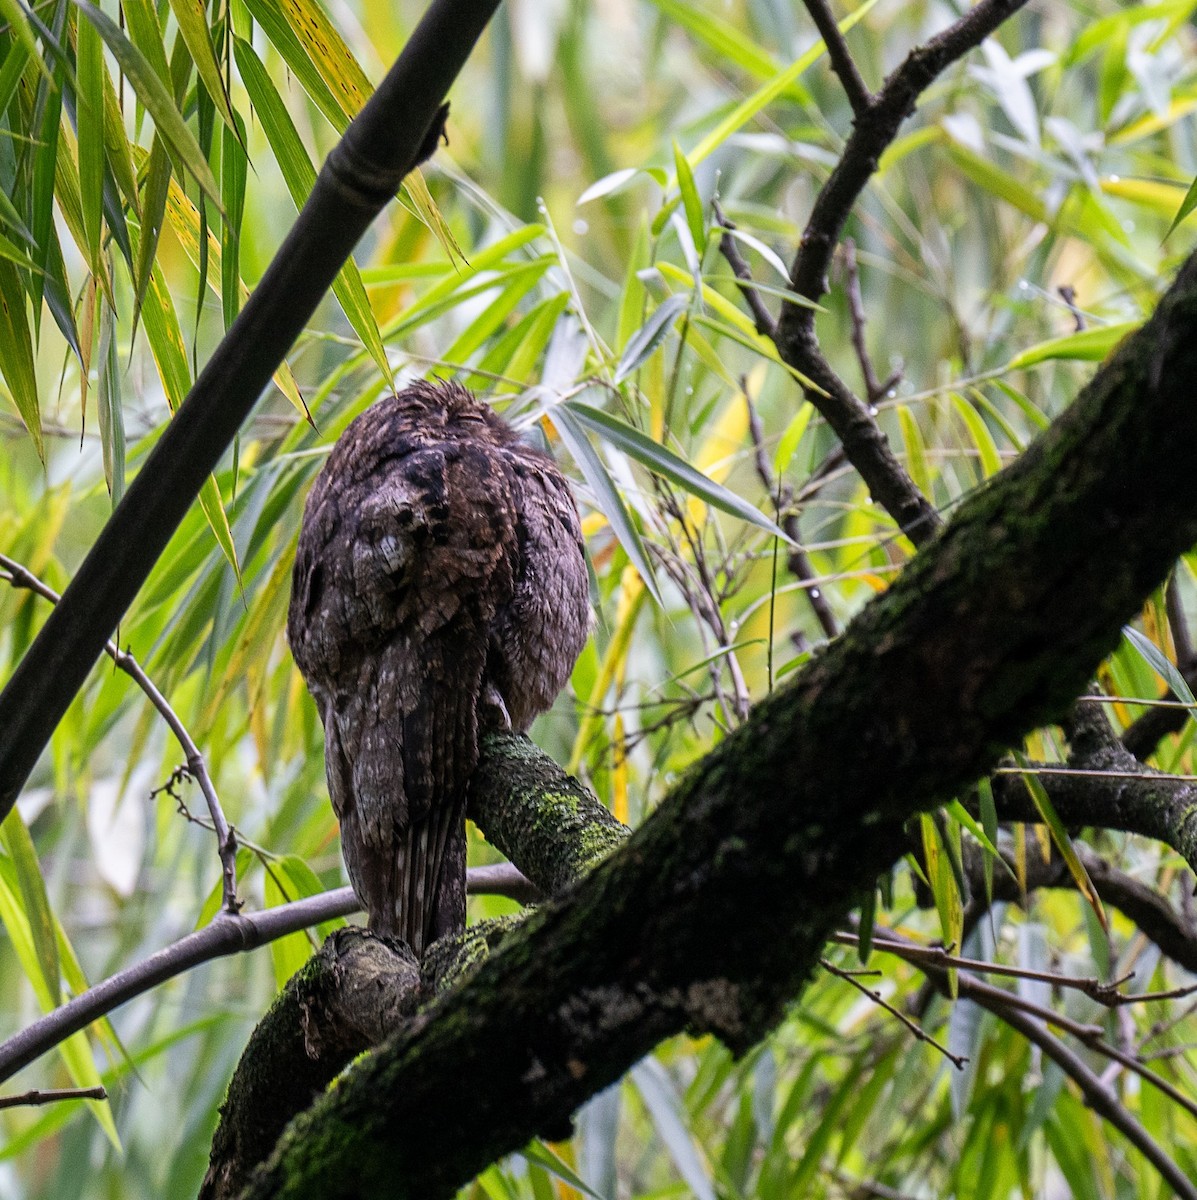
(203, 734, 626, 1199)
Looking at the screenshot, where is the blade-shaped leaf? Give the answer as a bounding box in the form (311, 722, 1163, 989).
(0, 809, 59, 1006)
(565, 401, 794, 543)
(1006, 322, 1139, 369)
(233, 36, 390, 383)
(614, 294, 687, 383)
(1123, 625, 1197, 707)
(0, 257, 41, 460)
(166, 0, 241, 137)
(1012, 750, 1108, 933)
(74, 1, 221, 207)
(552, 403, 664, 608)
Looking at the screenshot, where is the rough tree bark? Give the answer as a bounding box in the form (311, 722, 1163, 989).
(228, 252, 1197, 1198)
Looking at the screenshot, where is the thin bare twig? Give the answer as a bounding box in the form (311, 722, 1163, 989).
(784, 0, 1032, 312)
(0, 1085, 107, 1109)
(837, 932, 1197, 1009)
(747, 0, 1031, 545)
(821, 956, 966, 1068)
(712, 201, 779, 338)
(842, 239, 901, 404)
(0, 553, 240, 912)
(977, 1000, 1197, 1200)
(843, 929, 1197, 1129)
(802, 0, 871, 115)
(742, 383, 840, 639)
(1057, 285, 1086, 332)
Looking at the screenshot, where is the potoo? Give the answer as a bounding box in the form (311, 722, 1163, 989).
(287, 381, 589, 955)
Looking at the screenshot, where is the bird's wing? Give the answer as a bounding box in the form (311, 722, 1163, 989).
(488, 444, 591, 731)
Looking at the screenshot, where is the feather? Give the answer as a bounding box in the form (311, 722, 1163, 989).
(287, 381, 589, 957)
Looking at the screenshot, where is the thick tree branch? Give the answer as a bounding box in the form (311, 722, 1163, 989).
(202, 733, 624, 1198)
(990, 756, 1197, 872)
(239, 252, 1197, 1199)
(0, 0, 502, 821)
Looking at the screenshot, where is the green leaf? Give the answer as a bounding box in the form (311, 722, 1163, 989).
(120, 0, 171, 85)
(772, 401, 814, 477)
(1005, 322, 1139, 369)
(0, 0, 51, 83)
(673, 141, 705, 255)
(565, 401, 795, 544)
(551, 403, 665, 608)
(97, 299, 125, 506)
(240, 0, 346, 130)
(276, 0, 372, 119)
(522, 1142, 601, 1199)
(75, 7, 105, 268)
(1123, 625, 1197, 707)
(0, 808, 60, 1006)
(0, 257, 41, 460)
(684, 0, 882, 172)
(221, 112, 248, 331)
(614, 294, 687, 383)
(263, 860, 317, 990)
(0, 861, 119, 1147)
(577, 166, 666, 206)
(898, 406, 932, 497)
(632, 1060, 716, 1200)
(1012, 749, 1108, 933)
(951, 393, 1003, 478)
(233, 36, 390, 384)
(73, 1, 221, 208)
(166, 0, 241, 138)
(944, 141, 1047, 223)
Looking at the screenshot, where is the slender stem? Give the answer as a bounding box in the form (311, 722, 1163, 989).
(0, 1085, 107, 1109)
(713, 201, 779, 338)
(0, 554, 240, 912)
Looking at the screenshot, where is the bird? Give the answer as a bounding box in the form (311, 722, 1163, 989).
(286, 380, 590, 957)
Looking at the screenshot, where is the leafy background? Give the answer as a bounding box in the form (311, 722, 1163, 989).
(1, 0, 1196, 1195)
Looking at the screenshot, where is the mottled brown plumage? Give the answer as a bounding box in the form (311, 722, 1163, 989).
(287, 381, 589, 955)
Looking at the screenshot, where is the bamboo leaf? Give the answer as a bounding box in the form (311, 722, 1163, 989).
(1123, 625, 1197, 707)
(950, 393, 1003, 478)
(240, 0, 346, 130)
(233, 36, 390, 383)
(75, 7, 105, 268)
(1006, 322, 1139, 369)
(683, 0, 881, 172)
(0, 809, 60, 1007)
(277, 0, 371, 118)
(0, 258, 41, 461)
(565, 401, 794, 543)
(614, 294, 687, 383)
(1012, 750, 1108, 933)
(97, 299, 125, 506)
(166, 0, 241, 137)
(73, 1, 221, 207)
(551, 404, 664, 608)
(673, 141, 705, 254)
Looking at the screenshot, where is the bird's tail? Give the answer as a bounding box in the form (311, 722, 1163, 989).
(388, 803, 467, 957)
